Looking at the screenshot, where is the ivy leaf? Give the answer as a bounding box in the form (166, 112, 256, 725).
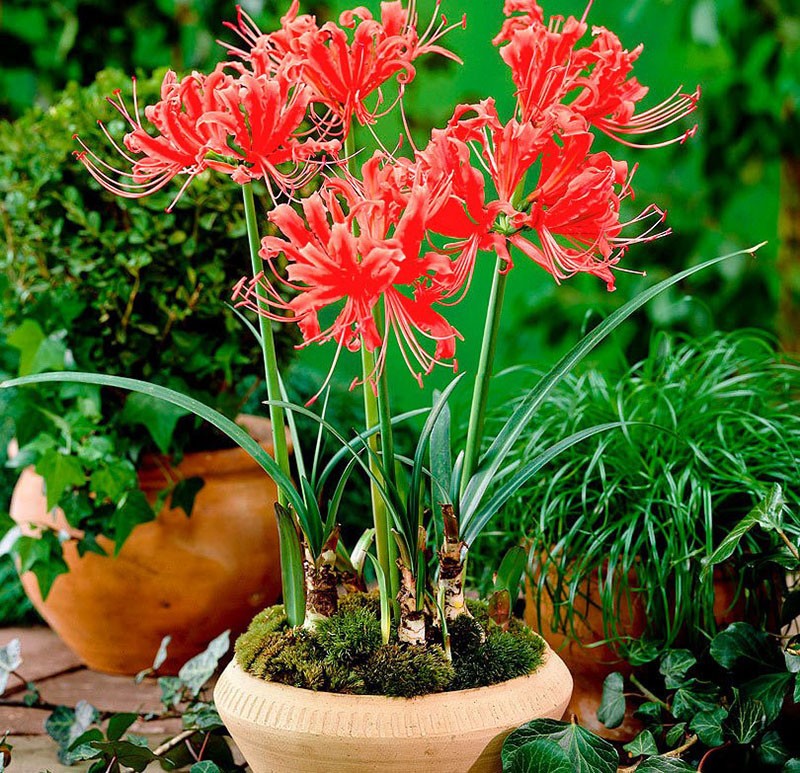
(659, 650, 697, 689)
(35, 449, 87, 510)
(121, 392, 189, 454)
(177, 630, 230, 697)
(597, 672, 625, 729)
(634, 702, 664, 723)
(502, 719, 618, 773)
(504, 739, 573, 772)
(88, 740, 165, 773)
(665, 723, 687, 747)
(90, 461, 137, 503)
(757, 730, 790, 766)
(170, 477, 204, 517)
(46, 701, 99, 764)
(0, 639, 22, 696)
(623, 730, 659, 758)
(158, 676, 183, 708)
(710, 623, 783, 671)
(636, 758, 696, 772)
(671, 682, 719, 721)
(153, 636, 171, 672)
(785, 759, 800, 772)
(13, 532, 68, 599)
(111, 490, 154, 554)
(724, 694, 767, 745)
(7, 319, 45, 377)
(182, 702, 223, 731)
(106, 713, 138, 742)
(689, 706, 727, 747)
(741, 673, 795, 724)
(190, 763, 222, 773)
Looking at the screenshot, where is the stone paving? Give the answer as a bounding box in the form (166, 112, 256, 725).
(1, 626, 185, 772)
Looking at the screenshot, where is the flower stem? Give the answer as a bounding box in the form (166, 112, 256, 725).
(460, 253, 509, 499)
(241, 182, 291, 505)
(361, 345, 398, 608)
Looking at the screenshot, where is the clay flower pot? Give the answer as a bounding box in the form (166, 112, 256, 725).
(213, 645, 572, 773)
(9, 416, 283, 675)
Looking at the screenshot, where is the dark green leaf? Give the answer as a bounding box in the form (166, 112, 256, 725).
(88, 740, 163, 773)
(757, 730, 790, 766)
(121, 392, 190, 455)
(7, 319, 45, 376)
(504, 739, 573, 773)
(741, 673, 794, 724)
(785, 759, 800, 772)
(597, 672, 625, 729)
(494, 546, 527, 598)
(724, 694, 767, 744)
(106, 713, 137, 742)
(170, 477, 204, 517)
(710, 623, 783, 671)
(35, 449, 86, 510)
(12, 532, 68, 599)
(502, 719, 618, 773)
(111, 490, 154, 554)
(623, 729, 658, 758)
(671, 683, 720, 721)
(783, 592, 800, 628)
(429, 389, 452, 506)
(634, 702, 664, 723)
(659, 650, 697, 689)
(275, 504, 305, 628)
(665, 723, 687, 747)
(689, 707, 727, 747)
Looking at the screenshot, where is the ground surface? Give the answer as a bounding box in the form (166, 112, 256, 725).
(1, 626, 183, 772)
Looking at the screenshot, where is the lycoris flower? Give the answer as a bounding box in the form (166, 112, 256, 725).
(232, 156, 465, 389)
(223, 1, 464, 134)
(494, 0, 700, 147)
(74, 66, 338, 208)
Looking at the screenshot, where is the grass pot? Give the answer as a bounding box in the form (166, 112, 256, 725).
(525, 563, 751, 740)
(213, 645, 572, 773)
(9, 416, 282, 676)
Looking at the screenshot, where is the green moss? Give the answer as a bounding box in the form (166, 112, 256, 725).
(316, 606, 382, 666)
(451, 626, 546, 691)
(362, 644, 455, 698)
(336, 590, 381, 617)
(235, 599, 544, 697)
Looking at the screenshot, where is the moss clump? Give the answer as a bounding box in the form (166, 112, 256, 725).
(451, 625, 546, 691)
(336, 590, 381, 617)
(316, 606, 382, 666)
(362, 644, 455, 698)
(235, 598, 544, 697)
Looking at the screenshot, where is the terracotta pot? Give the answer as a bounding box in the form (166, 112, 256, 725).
(525, 562, 752, 741)
(213, 645, 573, 773)
(9, 416, 283, 676)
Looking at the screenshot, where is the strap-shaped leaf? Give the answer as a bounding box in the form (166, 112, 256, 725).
(274, 504, 306, 627)
(2, 372, 305, 514)
(463, 422, 626, 545)
(366, 553, 391, 644)
(429, 390, 453, 506)
(460, 246, 763, 530)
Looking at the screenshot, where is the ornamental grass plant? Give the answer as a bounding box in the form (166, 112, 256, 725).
(2, 0, 747, 717)
(502, 330, 800, 662)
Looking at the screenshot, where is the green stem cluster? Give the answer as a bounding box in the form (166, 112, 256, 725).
(241, 182, 292, 505)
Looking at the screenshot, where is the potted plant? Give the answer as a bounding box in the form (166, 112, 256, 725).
(0, 70, 298, 674)
(3, 0, 757, 770)
(497, 330, 800, 737)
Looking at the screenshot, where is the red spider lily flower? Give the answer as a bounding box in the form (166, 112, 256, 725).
(494, 1, 699, 147)
(223, 1, 464, 134)
(232, 162, 464, 389)
(420, 102, 668, 292)
(74, 66, 338, 209)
